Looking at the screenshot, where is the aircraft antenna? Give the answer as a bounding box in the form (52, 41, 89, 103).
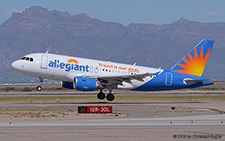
(45, 46, 52, 54)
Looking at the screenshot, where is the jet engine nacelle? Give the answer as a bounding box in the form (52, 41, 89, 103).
(75, 76, 99, 91)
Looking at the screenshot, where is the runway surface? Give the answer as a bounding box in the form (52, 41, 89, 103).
(0, 114, 225, 126)
(0, 103, 224, 140)
(0, 126, 224, 141)
(0, 115, 224, 141)
(0, 91, 225, 140)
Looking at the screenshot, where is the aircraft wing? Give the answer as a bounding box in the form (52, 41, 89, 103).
(184, 79, 214, 85)
(89, 73, 155, 86)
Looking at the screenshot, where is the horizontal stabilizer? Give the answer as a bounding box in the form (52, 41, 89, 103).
(184, 79, 213, 85)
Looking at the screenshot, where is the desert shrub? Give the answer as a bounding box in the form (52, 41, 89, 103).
(5, 87, 15, 92)
(21, 87, 32, 92)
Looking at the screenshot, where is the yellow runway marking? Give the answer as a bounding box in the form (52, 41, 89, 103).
(37, 105, 48, 108)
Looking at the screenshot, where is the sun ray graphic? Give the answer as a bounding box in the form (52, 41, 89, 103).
(173, 45, 211, 77)
(68, 59, 79, 64)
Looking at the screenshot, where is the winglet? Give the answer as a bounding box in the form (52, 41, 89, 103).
(171, 39, 214, 77)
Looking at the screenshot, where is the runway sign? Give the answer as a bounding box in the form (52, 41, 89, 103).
(78, 106, 112, 114)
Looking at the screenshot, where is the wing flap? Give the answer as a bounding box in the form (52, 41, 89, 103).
(98, 73, 155, 86)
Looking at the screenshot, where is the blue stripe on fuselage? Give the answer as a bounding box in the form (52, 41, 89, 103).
(133, 70, 211, 91)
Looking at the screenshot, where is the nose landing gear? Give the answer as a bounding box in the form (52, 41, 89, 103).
(36, 86, 42, 91)
(36, 78, 44, 91)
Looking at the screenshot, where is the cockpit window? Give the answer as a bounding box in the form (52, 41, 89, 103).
(21, 57, 34, 62)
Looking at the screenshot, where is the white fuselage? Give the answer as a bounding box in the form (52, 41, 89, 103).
(11, 53, 162, 89)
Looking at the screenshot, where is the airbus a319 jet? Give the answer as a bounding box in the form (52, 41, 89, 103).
(11, 39, 214, 101)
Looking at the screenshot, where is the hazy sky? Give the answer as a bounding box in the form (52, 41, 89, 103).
(0, 0, 224, 25)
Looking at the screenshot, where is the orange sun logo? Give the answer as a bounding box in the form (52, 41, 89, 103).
(68, 59, 79, 64)
(173, 45, 211, 77)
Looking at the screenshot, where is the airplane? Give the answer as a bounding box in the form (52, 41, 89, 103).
(11, 39, 214, 101)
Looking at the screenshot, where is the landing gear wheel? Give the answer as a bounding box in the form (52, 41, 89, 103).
(37, 77, 44, 91)
(97, 92, 105, 100)
(106, 93, 115, 101)
(36, 86, 42, 91)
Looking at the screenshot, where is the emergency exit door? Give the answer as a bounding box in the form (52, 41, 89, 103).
(165, 72, 172, 86)
(40, 55, 48, 69)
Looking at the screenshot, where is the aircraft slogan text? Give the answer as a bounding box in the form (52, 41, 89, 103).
(98, 63, 139, 72)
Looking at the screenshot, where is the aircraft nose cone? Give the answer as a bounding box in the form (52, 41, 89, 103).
(11, 61, 16, 70)
(11, 60, 20, 71)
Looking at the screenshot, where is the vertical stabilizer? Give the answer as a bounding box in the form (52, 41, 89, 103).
(171, 39, 214, 77)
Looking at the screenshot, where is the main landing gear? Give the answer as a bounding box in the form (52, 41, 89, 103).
(36, 78, 43, 91)
(97, 89, 115, 101)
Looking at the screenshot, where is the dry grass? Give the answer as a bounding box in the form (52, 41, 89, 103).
(0, 95, 225, 103)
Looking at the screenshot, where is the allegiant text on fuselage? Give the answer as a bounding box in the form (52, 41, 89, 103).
(48, 60, 89, 72)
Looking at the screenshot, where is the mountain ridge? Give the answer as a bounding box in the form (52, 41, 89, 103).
(0, 6, 224, 83)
